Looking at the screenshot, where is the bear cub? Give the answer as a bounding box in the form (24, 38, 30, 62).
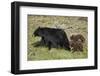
(70, 34, 85, 52)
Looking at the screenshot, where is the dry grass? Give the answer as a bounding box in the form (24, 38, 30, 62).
(27, 15, 88, 61)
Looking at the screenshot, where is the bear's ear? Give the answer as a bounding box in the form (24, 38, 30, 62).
(37, 26, 40, 29)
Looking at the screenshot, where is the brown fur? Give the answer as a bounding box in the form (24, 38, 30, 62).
(70, 40, 83, 52)
(70, 34, 85, 43)
(70, 34, 85, 52)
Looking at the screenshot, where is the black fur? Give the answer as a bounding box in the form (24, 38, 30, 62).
(33, 27, 70, 50)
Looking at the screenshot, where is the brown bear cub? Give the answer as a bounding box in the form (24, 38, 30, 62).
(70, 34, 85, 52)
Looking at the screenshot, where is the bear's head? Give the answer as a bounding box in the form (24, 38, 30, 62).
(33, 27, 42, 37)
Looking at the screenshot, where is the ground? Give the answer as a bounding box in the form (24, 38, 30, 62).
(27, 15, 88, 61)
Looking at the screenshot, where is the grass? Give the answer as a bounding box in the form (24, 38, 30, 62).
(27, 15, 88, 61)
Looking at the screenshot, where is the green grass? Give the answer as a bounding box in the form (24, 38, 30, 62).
(27, 15, 88, 61)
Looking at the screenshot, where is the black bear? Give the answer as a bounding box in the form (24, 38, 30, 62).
(33, 27, 70, 50)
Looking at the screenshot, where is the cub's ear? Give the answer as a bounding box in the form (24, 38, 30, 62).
(70, 35, 75, 40)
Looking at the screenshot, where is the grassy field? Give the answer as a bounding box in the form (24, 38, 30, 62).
(27, 15, 88, 61)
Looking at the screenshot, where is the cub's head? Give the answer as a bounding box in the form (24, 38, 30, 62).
(70, 34, 85, 43)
